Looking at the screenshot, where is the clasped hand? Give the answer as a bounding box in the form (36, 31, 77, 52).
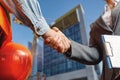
(43, 27, 71, 53)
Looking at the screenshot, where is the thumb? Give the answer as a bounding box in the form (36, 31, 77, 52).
(52, 27, 60, 32)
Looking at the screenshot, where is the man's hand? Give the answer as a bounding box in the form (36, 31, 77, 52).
(44, 27, 71, 53)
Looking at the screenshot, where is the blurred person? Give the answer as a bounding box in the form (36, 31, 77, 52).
(0, 0, 68, 46)
(45, 0, 120, 80)
(0, 0, 69, 79)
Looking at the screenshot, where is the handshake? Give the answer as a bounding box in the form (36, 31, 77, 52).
(43, 27, 71, 53)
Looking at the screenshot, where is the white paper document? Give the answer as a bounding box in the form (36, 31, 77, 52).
(102, 35, 120, 68)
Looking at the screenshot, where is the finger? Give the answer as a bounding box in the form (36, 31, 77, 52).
(44, 37, 51, 44)
(46, 33, 61, 50)
(57, 33, 67, 53)
(49, 34, 59, 49)
(61, 38, 66, 53)
(64, 37, 71, 52)
(55, 33, 68, 53)
(52, 27, 60, 32)
(53, 36, 61, 49)
(44, 36, 58, 47)
(57, 41, 64, 53)
(60, 35, 71, 53)
(57, 36, 67, 53)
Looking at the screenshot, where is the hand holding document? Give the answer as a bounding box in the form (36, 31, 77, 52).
(102, 35, 120, 69)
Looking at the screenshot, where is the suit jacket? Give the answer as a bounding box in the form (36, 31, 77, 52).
(67, 2, 120, 80)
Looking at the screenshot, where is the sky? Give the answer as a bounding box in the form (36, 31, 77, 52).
(12, 0, 105, 47)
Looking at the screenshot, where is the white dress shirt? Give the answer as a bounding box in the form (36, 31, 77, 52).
(102, 0, 120, 26)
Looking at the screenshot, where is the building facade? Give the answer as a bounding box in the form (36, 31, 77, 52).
(28, 38, 44, 80)
(44, 4, 101, 80)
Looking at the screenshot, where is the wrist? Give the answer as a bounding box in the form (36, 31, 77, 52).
(64, 45, 71, 57)
(42, 28, 52, 39)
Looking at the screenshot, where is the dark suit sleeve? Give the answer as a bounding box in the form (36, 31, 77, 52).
(67, 40, 101, 65)
(64, 16, 107, 65)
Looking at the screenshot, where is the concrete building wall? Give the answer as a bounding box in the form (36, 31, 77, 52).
(47, 66, 98, 80)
